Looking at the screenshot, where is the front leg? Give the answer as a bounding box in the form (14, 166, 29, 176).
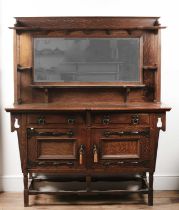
(23, 172, 29, 207)
(148, 172, 154, 206)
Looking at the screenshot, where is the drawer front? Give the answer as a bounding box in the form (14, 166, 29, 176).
(27, 113, 84, 125)
(90, 128, 151, 169)
(92, 113, 150, 126)
(27, 128, 86, 169)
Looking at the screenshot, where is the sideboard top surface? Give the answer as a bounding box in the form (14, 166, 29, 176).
(5, 103, 171, 112)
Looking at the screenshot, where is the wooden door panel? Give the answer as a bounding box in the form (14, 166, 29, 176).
(37, 138, 76, 160)
(27, 128, 86, 169)
(91, 128, 151, 169)
(101, 138, 140, 159)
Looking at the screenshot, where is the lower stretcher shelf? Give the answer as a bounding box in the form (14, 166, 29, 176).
(28, 174, 149, 195)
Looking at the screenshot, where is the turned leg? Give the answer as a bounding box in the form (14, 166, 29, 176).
(23, 172, 29, 207)
(148, 172, 154, 206)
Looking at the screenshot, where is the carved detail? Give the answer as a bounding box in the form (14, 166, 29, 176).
(103, 160, 149, 166)
(11, 114, 21, 132)
(28, 160, 74, 167)
(156, 113, 166, 131)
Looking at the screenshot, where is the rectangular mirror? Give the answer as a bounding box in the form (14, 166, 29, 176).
(33, 37, 141, 83)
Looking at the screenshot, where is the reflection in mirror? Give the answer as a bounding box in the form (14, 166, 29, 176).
(34, 38, 140, 82)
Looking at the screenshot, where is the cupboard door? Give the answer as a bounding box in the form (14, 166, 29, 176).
(27, 128, 86, 169)
(90, 128, 151, 169)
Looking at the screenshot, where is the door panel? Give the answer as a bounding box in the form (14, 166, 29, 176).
(91, 128, 151, 169)
(101, 138, 140, 159)
(37, 138, 76, 160)
(27, 128, 86, 169)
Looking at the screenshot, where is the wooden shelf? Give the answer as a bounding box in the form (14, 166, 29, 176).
(143, 65, 157, 70)
(17, 65, 158, 72)
(28, 173, 149, 195)
(30, 84, 146, 89)
(5, 102, 171, 112)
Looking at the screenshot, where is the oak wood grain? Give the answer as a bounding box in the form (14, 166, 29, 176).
(5, 17, 171, 206)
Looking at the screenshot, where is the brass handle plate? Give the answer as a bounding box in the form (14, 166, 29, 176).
(37, 116, 45, 124)
(102, 115, 110, 125)
(68, 118, 75, 124)
(79, 144, 85, 165)
(93, 145, 98, 163)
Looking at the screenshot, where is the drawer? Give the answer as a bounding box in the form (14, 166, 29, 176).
(92, 113, 150, 125)
(27, 113, 84, 125)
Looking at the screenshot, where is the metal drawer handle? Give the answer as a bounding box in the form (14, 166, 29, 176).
(68, 118, 75, 124)
(37, 116, 45, 125)
(131, 114, 139, 125)
(102, 115, 110, 125)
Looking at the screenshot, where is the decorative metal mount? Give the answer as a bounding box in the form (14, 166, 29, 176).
(131, 114, 139, 125)
(103, 129, 150, 138)
(28, 160, 74, 167)
(27, 128, 74, 138)
(103, 160, 149, 167)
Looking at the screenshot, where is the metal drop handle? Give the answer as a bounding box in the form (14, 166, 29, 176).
(79, 145, 85, 165)
(93, 145, 98, 163)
